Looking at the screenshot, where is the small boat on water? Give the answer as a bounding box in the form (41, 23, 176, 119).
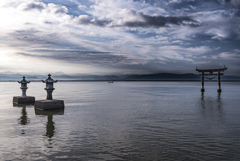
(108, 80, 114, 83)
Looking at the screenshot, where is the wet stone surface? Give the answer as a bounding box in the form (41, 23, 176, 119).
(13, 96, 35, 104)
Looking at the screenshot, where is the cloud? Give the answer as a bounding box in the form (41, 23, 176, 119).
(47, 3, 68, 14)
(18, 1, 68, 14)
(15, 45, 212, 68)
(218, 0, 240, 6)
(22, 2, 45, 11)
(78, 5, 87, 9)
(194, 61, 211, 64)
(74, 15, 111, 27)
(10, 29, 58, 45)
(234, 49, 240, 52)
(116, 10, 200, 28)
(230, 0, 240, 6)
(74, 9, 199, 28)
(211, 35, 223, 40)
(155, 45, 211, 62)
(0, 0, 240, 75)
(16, 50, 132, 65)
(216, 52, 240, 60)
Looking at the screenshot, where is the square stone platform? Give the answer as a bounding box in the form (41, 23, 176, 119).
(35, 99, 64, 110)
(13, 96, 35, 104)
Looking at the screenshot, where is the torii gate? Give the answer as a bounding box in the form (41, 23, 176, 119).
(196, 66, 227, 93)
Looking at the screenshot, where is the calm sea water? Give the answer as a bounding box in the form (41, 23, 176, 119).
(0, 81, 240, 161)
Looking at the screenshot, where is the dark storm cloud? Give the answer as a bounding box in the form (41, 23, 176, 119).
(122, 11, 200, 28)
(77, 11, 199, 28)
(90, 19, 112, 27)
(16, 50, 131, 65)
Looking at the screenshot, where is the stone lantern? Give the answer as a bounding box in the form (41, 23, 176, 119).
(42, 74, 58, 100)
(13, 76, 35, 104)
(35, 74, 64, 110)
(18, 76, 30, 97)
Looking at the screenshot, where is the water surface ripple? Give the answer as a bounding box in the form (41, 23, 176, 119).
(0, 81, 240, 160)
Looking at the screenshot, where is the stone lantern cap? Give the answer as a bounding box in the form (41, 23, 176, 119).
(18, 76, 30, 89)
(18, 76, 30, 84)
(42, 74, 58, 90)
(42, 74, 58, 83)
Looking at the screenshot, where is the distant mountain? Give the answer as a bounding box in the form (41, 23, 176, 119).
(221, 75, 240, 80)
(53, 74, 75, 79)
(0, 72, 240, 81)
(123, 73, 200, 80)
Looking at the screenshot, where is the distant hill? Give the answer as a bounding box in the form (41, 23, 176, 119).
(123, 73, 200, 80)
(221, 75, 240, 80)
(0, 72, 240, 81)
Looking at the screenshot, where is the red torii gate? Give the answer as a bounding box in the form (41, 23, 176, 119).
(196, 66, 227, 93)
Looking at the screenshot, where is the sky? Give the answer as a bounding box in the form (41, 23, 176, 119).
(0, 0, 240, 76)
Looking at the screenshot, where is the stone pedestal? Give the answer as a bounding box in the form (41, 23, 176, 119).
(35, 99, 64, 110)
(35, 108, 64, 115)
(13, 96, 35, 104)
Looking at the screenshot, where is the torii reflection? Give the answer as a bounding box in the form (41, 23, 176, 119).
(35, 108, 64, 138)
(200, 92, 222, 109)
(13, 103, 34, 134)
(217, 92, 222, 110)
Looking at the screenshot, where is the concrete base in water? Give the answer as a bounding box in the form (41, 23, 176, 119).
(13, 96, 35, 104)
(35, 99, 64, 110)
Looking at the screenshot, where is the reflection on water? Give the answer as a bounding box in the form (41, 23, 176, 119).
(200, 92, 222, 110)
(199, 91, 226, 144)
(34, 108, 64, 149)
(19, 107, 29, 135)
(217, 92, 222, 110)
(201, 92, 205, 108)
(18, 106, 29, 125)
(46, 115, 55, 138)
(35, 108, 64, 139)
(13, 103, 34, 134)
